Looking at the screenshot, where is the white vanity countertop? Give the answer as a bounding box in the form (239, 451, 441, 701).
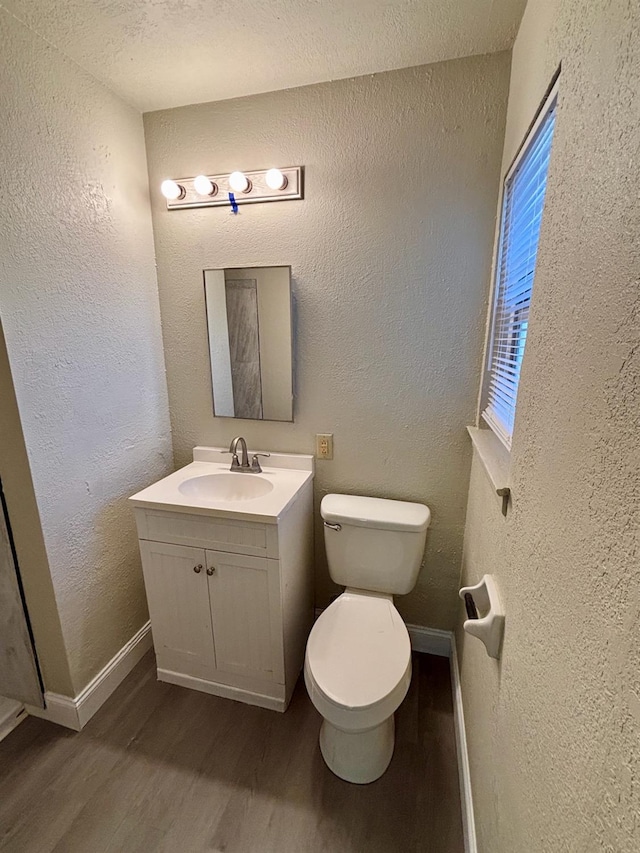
(129, 446, 314, 524)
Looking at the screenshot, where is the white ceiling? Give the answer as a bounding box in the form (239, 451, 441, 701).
(4, 0, 526, 112)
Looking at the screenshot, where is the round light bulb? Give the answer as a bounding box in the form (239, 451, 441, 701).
(160, 179, 184, 200)
(229, 171, 250, 193)
(194, 175, 216, 196)
(265, 168, 287, 191)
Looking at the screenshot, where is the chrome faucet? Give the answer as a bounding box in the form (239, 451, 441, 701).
(229, 436, 250, 470)
(228, 437, 270, 473)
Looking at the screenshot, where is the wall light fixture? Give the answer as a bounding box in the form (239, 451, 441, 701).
(193, 175, 217, 196)
(160, 166, 303, 210)
(160, 179, 185, 200)
(265, 168, 288, 190)
(228, 171, 251, 193)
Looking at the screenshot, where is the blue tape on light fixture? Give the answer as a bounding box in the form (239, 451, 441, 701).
(228, 192, 238, 214)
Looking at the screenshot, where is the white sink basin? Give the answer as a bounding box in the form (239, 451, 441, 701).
(130, 447, 314, 522)
(178, 472, 274, 503)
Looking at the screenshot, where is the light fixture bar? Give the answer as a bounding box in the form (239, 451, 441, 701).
(164, 166, 303, 210)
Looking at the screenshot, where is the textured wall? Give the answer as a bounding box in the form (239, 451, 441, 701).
(144, 55, 510, 629)
(458, 0, 640, 850)
(0, 10, 172, 694)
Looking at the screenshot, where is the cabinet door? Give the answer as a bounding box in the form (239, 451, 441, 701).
(140, 541, 216, 681)
(206, 550, 283, 683)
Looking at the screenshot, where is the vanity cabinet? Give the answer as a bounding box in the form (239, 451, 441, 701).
(139, 541, 217, 683)
(134, 478, 313, 712)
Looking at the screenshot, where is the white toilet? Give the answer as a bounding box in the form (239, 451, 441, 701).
(304, 493, 430, 784)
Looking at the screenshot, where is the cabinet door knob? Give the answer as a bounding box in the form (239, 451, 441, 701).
(193, 564, 203, 573)
(206, 566, 215, 576)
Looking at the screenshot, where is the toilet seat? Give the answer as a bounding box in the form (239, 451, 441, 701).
(305, 590, 412, 732)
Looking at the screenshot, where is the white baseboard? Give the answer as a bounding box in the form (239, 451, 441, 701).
(450, 632, 478, 853)
(26, 621, 152, 731)
(403, 615, 479, 853)
(26, 691, 82, 730)
(406, 623, 453, 657)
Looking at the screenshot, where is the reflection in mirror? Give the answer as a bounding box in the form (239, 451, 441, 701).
(204, 266, 293, 421)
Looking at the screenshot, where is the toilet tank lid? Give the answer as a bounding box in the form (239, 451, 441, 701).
(321, 494, 430, 532)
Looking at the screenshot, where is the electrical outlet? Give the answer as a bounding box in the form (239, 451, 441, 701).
(316, 433, 333, 460)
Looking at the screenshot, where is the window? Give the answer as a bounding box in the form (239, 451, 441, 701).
(483, 84, 558, 449)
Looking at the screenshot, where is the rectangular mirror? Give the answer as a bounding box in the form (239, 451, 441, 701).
(204, 266, 293, 421)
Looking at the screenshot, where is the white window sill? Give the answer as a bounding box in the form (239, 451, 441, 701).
(467, 425, 510, 493)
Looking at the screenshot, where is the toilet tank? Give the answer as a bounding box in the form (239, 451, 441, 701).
(321, 494, 430, 596)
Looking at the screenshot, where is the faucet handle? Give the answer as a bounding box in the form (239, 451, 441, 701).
(250, 453, 270, 473)
(221, 450, 241, 469)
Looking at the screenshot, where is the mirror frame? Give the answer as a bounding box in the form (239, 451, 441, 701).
(203, 265, 294, 422)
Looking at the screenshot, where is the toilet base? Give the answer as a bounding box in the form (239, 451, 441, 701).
(319, 715, 395, 784)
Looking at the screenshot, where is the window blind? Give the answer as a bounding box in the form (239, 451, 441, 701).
(483, 91, 557, 449)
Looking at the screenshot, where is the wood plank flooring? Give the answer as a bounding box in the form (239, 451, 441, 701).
(0, 652, 463, 853)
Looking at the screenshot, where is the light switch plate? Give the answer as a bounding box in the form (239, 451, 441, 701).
(316, 434, 333, 460)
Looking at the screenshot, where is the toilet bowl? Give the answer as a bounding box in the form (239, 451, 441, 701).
(305, 493, 430, 784)
(305, 590, 412, 783)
